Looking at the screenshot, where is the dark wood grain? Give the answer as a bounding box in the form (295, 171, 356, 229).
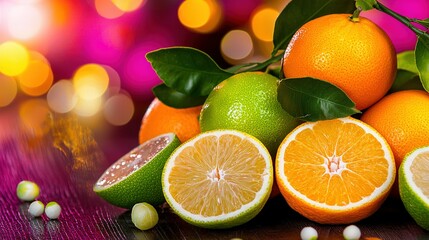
(1, 102, 428, 240)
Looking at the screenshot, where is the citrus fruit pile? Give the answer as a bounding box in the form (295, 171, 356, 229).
(92, 8, 429, 234)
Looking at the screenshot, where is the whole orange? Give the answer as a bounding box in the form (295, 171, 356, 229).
(138, 98, 202, 144)
(282, 14, 396, 110)
(361, 90, 429, 168)
(360, 90, 429, 197)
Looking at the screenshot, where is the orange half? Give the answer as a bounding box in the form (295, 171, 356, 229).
(275, 117, 396, 224)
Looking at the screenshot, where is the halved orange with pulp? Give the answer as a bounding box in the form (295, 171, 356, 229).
(276, 117, 396, 224)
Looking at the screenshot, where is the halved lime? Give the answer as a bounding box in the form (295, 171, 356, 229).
(399, 146, 429, 230)
(94, 133, 181, 209)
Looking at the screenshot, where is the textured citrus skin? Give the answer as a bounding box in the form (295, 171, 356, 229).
(361, 90, 429, 197)
(361, 90, 429, 167)
(282, 14, 396, 110)
(139, 98, 201, 144)
(94, 134, 181, 209)
(199, 72, 301, 156)
(399, 147, 429, 230)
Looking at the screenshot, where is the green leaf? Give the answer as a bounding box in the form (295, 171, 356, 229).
(146, 47, 233, 96)
(389, 69, 422, 93)
(272, 0, 355, 55)
(267, 66, 282, 79)
(152, 84, 206, 108)
(415, 35, 429, 92)
(355, 0, 377, 11)
(414, 18, 429, 28)
(397, 50, 418, 73)
(277, 77, 360, 122)
(391, 51, 422, 92)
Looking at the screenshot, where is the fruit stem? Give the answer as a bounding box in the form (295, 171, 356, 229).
(234, 54, 283, 73)
(374, 1, 428, 37)
(350, 6, 362, 23)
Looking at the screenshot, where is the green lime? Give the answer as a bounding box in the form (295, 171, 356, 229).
(94, 133, 181, 209)
(199, 72, 300, 156)
(399, 146, 429, 230)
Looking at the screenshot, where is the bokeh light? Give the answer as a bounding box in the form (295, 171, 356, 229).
(103, 65, 122, 95)
(73, 64, 110, 100)
(112, 0, 146, 12)
(0, 0, 291, 130)
(47, 80, 78, 113)
(0, 74, 18, 107)
(17, 51, 53, 89)
(221, 30, 254, 63)
(6, 3, 45, 40)
(73, 97, 103, 117)
(18, 52, 54, 97)
(178, 0, 222, 33)
(0, 41, 30, 77)
(50, 0, 73, 26)
(19, 98, 52, 138)
(95, 0, 125, 19)
(103, 92, 135, 126)
(251, 7, 279, 42)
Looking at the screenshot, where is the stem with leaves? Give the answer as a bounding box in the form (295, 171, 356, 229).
(373, 1, 428, 37)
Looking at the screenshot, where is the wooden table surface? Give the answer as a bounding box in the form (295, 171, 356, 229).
(1, 100, 428, 240)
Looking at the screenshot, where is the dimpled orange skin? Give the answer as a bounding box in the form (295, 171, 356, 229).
(361, 90, 429, 197)
(361, 90, 429, 168)
(282, 14, 396, 110)
(139, 98, 202, 144)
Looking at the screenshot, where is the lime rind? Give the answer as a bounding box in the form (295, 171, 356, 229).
(199, 72, 300, 157)
(94, 133, 181, 209)
(162, 129, 273, 229)
(399, 146, 429, 230)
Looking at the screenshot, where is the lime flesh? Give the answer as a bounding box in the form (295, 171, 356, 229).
(94, 133, 181, 209)
(399, 146, 429, 230)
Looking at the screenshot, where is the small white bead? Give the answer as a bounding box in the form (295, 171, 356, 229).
(343, 225, 361, 240)
(131, 202, 158, 230)
(28, 201, 44, 217)
(300, 226, 318, 240)
(16, 181, 40, 202)
(45, 201, 61, 219)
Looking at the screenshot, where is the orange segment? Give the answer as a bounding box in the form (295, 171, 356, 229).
(276, 117, 396, 224)
(162, 129, 273, 229)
